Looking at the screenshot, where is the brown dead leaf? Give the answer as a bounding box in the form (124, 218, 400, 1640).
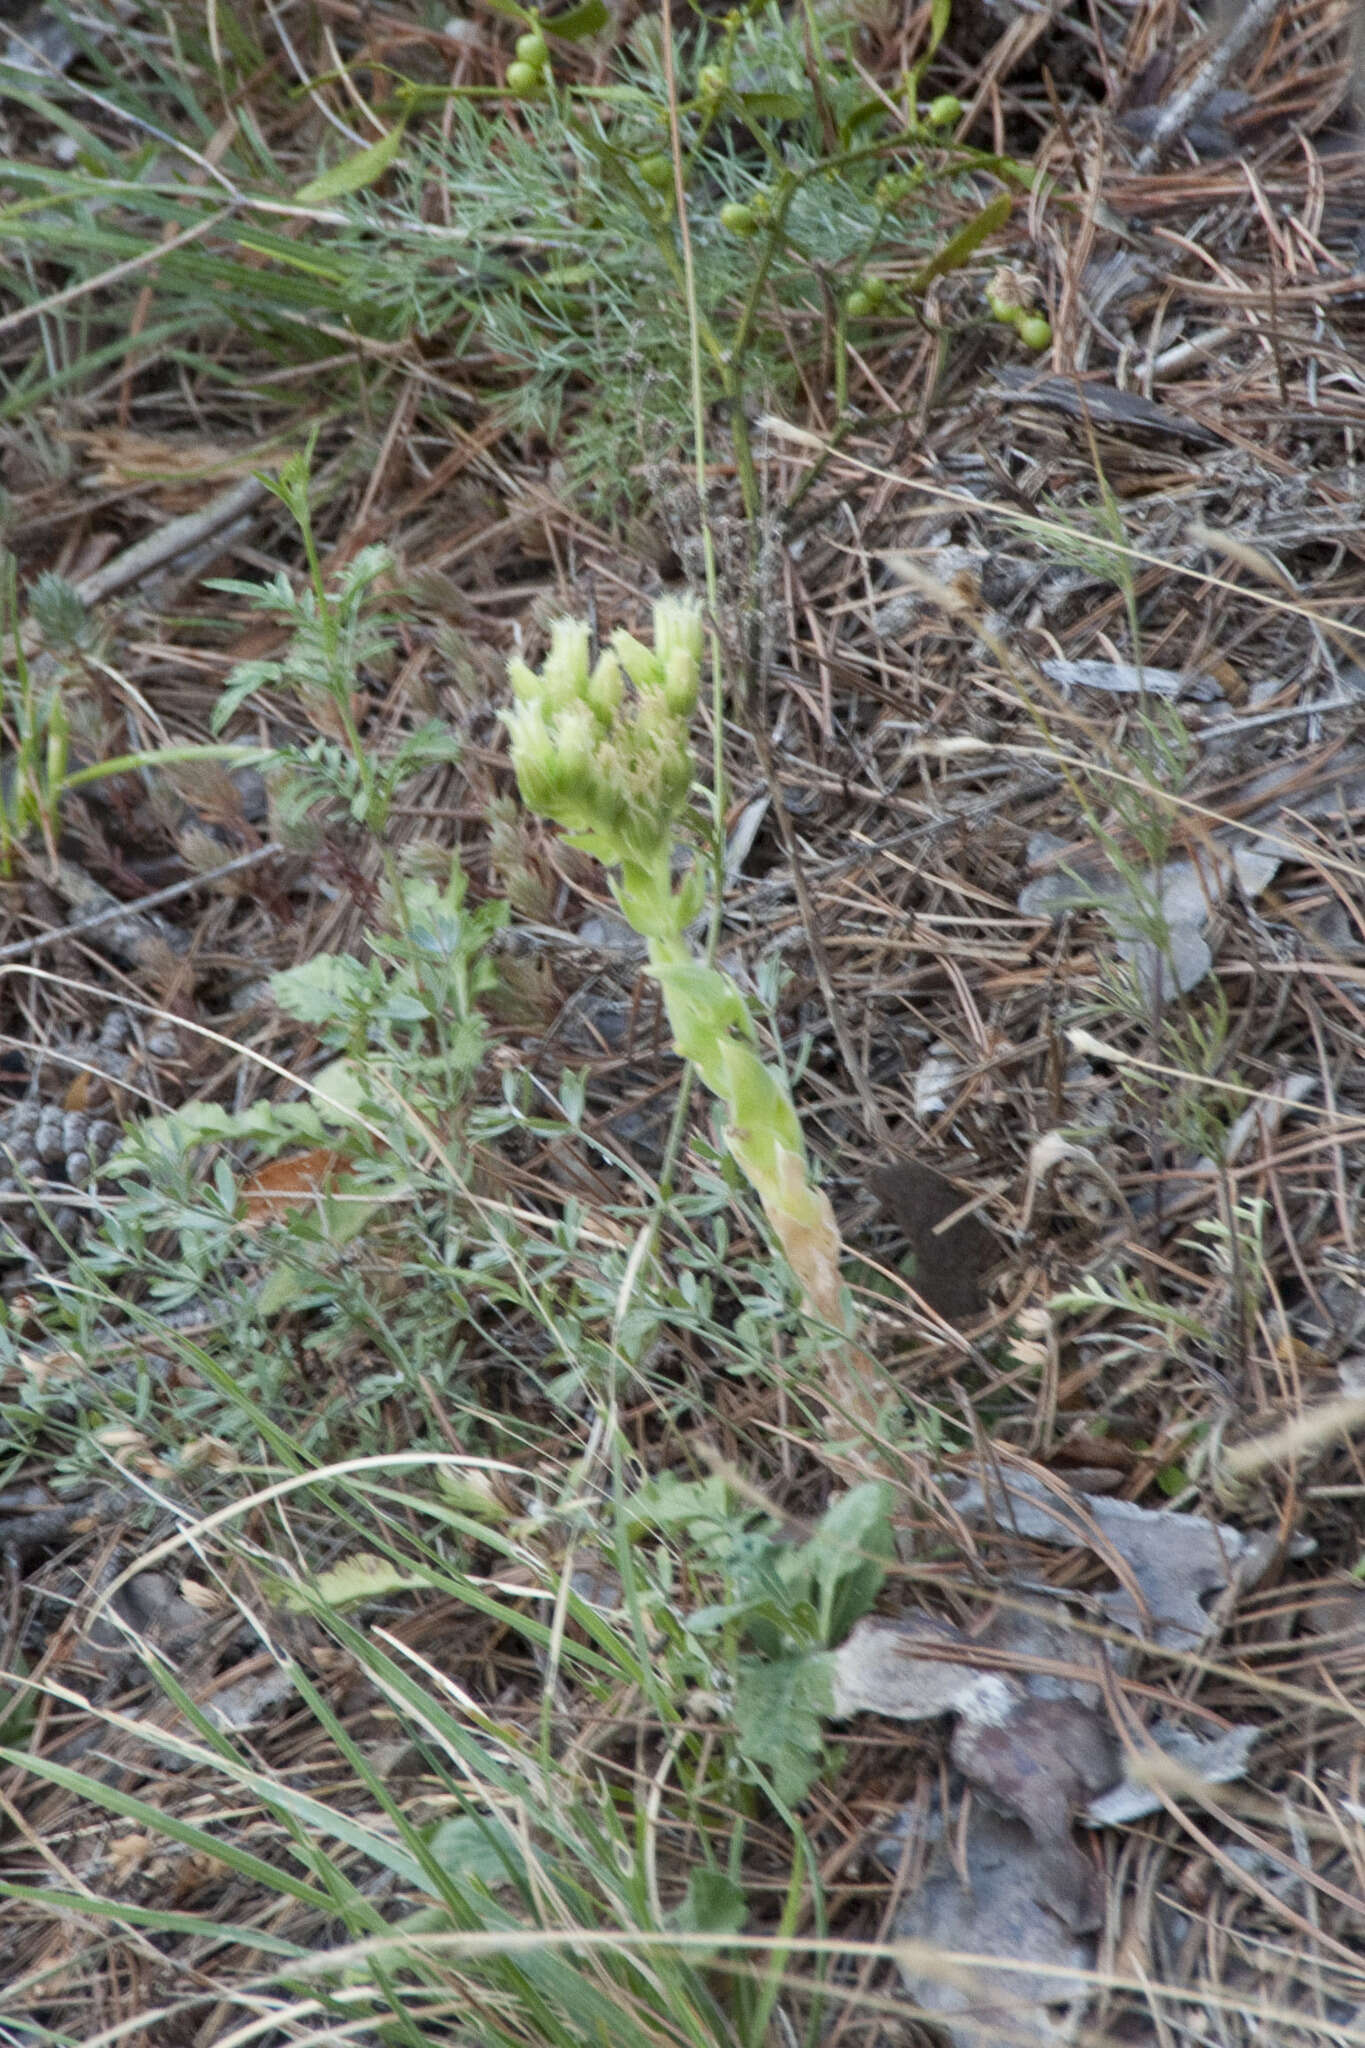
(830, 1614, 1006, 1721)
(240, 1148, 352, 1227)
(833, 1611, 1116, 1938)
(867, 1159, 1000, 1327)
(80, 429, 256, 509)
(105, 1834, 156, 1886)
(1303, 1580, 1365, 1676)
(1085, 1719, 1260, 1827)
(62, 1072, 93, 1114)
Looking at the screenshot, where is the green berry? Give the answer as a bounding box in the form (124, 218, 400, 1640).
(514, 30, 548, 68)
(1017, 313, 1052, 350)
(875, 172, 913, 208)
(719, 200, 757, 236)
(861, 275, 887, 308)
(698, 64, 725, 100)
(506, 59, 543, 95)
(926, 93, 963, 128)
(638, 153, 674, 190)
(846, 289, 873, 319)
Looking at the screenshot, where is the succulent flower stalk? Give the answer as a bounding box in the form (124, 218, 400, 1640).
(504, 600, 896, 1461)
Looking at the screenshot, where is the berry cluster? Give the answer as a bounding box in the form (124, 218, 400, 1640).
(506, 25, 550, 98)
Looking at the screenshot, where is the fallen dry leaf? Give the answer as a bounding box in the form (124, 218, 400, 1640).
(1018, 835, 1282, 1004)
(867, 1159, 1000, 1327)
(241, 1147, 353, 1226)
(831, 1614, 1012, 1721)
(887, 1804, 1096, 2048)
(830, 1486, 1279, 2048)
(1039, 655, 1221, 702)
(949, 1467, 1280, 1650)
(951, 1697, 1116, 1884)
(1084, 1718, 1260, 1827)
(80, 429, 258, 508)
(834, 1608, 1117, 1946)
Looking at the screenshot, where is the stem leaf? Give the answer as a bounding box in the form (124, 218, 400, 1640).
(544, 0, 609, 37)
(909, 190, 1012, 292)
(295, 118, 408, 204)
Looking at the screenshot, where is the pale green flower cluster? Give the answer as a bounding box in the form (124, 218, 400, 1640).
(503, 602, 703, 885)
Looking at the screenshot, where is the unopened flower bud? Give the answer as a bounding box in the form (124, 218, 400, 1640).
(719, 201, 757, 237)
(554, 703, 595, 793)
(610, 627, 659, 691)
(986, 264, 1036, 319)
(541, 617, 591, 707)
(1017, 312, 1052, 351)
(586, 649, 623, 723)
(503, 700, 554, 808)
(875, 172, 913, 208)
(654, 595, 702, 676)
(507, 655, 540, 702)
(663, 647, 698, 716)
(674, 859, 707, 927)
(658, 742, 694, 818)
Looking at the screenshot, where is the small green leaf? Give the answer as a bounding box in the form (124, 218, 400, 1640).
(271, 952, 372, 1024)
(735, 89, 806, 122)
(256, 1263, 307, 1320)
(809, 1482, 894, 1645)
(559, 1067, 587, 1127)
(734, 1651, 835, 1807)
(426, 1814, 526, 1894)
(434, 1468, 510, 1520)
(281, 1551, 433, 1610)
(0, 1652, 36, 1750)
(128, 1101, 238, 1148)
(909, 191, 1012, 292)
(839, 95, 891, 146)
(306, 1057, 370, 1120)
(210, 658, 282, 732)
(673, 1868, 748, 1939)
(543, 0, 608, 37)
(295, 118, 408, 204)
(630, 1472, 733, 1537)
